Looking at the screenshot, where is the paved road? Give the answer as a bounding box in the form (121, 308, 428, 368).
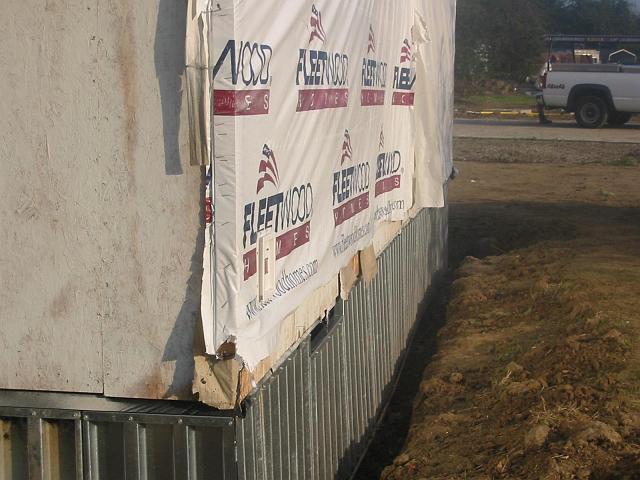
(454, 118, 640, 144)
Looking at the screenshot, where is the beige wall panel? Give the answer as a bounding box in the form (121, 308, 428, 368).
(0, 0, 202, 399)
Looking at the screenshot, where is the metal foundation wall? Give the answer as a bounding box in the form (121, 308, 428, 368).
(0, 206, 447, 480)
(0, 400, 237, 480)
(237, 206, 448, 480)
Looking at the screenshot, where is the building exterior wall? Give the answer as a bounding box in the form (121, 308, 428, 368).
(237, 206, 448, 480)
(0, 0, 201, 398)
(0, 0, 454, 404)
(0, 205, 447, 479)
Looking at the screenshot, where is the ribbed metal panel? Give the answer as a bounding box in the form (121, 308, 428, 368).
(0, 409, 81, 480)
(0, 406, 236, 480)
(238, 206, 448, 480)
(1, 206, 447, 480)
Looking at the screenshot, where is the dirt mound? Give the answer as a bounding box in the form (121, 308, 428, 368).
(455, 138, 640, 167)
(358, 139, 640, 479)
(381, 247, 640, 479)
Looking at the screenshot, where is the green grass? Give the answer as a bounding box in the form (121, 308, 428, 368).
(456, 94, 536, 110)
(608, 157, 640, 167)
(599, 188, 615, 198)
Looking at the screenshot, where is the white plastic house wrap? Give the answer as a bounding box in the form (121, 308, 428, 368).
(188, 0, 456, 368)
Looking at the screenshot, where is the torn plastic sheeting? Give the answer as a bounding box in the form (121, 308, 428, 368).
(339, 254, 360, 300)
(185, 0, 211, 167)
(359, 245, 379, 283)
(192, 355, 251, 410)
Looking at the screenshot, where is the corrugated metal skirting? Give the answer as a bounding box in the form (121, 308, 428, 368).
(0, 206, 447, 480)
(237, 206, 448, 479)
(0, 405, 237, 480)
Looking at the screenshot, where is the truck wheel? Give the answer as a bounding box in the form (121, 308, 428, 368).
(608, 112, 633, 126)
(575, 96, 609, 129)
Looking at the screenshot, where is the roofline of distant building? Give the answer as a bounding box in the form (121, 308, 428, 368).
(545, 34, 640, 44)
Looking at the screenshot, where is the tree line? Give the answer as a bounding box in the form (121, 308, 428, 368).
(456, 0, 640, 82)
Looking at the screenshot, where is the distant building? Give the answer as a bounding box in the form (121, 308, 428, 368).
(574, 49, 600, 63)
(609, 49, 638, 65)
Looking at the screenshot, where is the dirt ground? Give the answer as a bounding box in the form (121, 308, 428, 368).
(357, 138, 640, 479)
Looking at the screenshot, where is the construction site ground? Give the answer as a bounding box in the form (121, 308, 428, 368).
(454, 119, 640, 144)
(357, 138, 640, 479)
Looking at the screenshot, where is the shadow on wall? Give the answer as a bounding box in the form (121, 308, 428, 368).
(154, 0, 203, 399)
(161, 170, 205, 399)
(154, 0, 187, 176)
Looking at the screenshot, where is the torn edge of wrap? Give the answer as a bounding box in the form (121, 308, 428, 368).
(192, 307, 252, 409)
(193, 355, 244, 410)
(185, 0, 211, 166)
(192, 340, 253, 409)
(339, 254, 360, 300)
(359, 245, 379, 283)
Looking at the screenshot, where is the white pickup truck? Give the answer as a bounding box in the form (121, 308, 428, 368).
(542, 64, 640, 128)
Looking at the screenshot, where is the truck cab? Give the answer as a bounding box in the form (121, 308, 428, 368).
(540, 35, 640, 128)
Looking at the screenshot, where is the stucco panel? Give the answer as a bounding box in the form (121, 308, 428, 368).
(0, 0, 201, 398)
